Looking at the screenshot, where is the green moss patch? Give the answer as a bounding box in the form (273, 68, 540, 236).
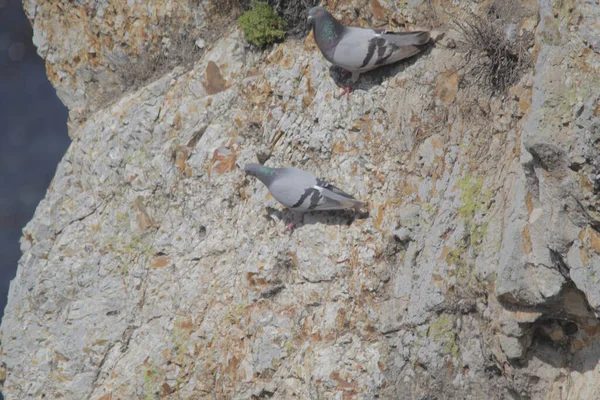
(238, 1, 286, 48)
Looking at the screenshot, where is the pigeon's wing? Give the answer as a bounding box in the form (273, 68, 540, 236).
(267, 168, 319, 210)
(333, 27, 429, 72)
(378, 30, 431, 47)
(316, 178, 356, 199)
(331, 27, 381, 72)
(268, 168, 365, 212)
(310, 178, 366, 211)
(378, 30, 430, 65)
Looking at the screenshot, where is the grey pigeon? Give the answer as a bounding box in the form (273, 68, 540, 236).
(244, 163, 366, 230)
(307, 6, 430, 95)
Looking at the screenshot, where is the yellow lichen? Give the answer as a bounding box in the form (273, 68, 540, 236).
(428, 315, 459, 358)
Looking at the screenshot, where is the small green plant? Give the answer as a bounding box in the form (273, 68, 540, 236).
(238, 1, 286, 48)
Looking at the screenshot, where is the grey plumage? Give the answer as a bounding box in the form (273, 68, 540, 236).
(244, 163, 365, 212)
(307, 6, 430, 83)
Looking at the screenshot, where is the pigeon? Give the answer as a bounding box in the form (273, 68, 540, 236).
(244, 163, 366, 230)
(307, 6, 430, 96)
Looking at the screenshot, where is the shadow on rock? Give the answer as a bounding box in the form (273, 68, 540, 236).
(499, 284, 600, 374)
(264, 207, 369, 230)
(295, 209, 369, 229)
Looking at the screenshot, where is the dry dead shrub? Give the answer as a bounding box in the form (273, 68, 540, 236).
(107, 19, 202, 92)
(454, 4, 533, 94)
(267, 0, 320, 38)
(205, 0, 250, 17)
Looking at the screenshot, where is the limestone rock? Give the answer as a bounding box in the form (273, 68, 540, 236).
(2, 0, 600, 399)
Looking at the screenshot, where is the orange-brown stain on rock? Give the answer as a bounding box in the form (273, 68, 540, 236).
(308, 329, 323, 342)
(571, 338, 588, 351)
(354, 114, 373, 142)
(172, 113, 183, 131)
(335, 307, 347, 330)
(203, 61, 228, 94)
(438, 246, 452, 262)
(210, 146, 237, 175)
(249, 79, 272, 105)
(588, 227, 600, 253)
(525, 193, 534, 214)
(432, 273, 444, 286)
(302, 66, 315, 107)
(374, 204, 386, 230)
(434, 71, 459, 103)
(304, 29, 318, 50)
(401, 179, 418, 197)
(594, 100, 600, 117)
(286, 251, 299, 268)
(332, 141, 348, 154)
(225, 340, 244, 380)
(371, 0, 386, 20)
(522, 225, 533, 254)
(282, 55, 293, 68)
(175, 316, 194, 334)
(519, 88, 533, 115)
(246, 272, 267, 286)
(128, 173, 139, 183)
(161, 382, 175, 396)
(174, 146, 192, 176)
(374, 169, 386, 184)
(134, 197, 155, 232)
(46, 62, 60, 84)
(409, 110, 422, 131)
(267, 46, 284, 64)
(577, 227, 600, 266)
(150, 255, 170, 269)
(580, 173, 594, 191)
(330, 371, 357, 392)
(246, 67, 261, 77)
(582, 321, 600, 337)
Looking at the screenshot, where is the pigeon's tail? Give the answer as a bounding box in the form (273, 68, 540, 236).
(382, 30, 431, 47)
(340, 198, 367, 211)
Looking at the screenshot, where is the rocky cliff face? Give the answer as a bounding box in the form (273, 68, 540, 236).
(1, 0, 600, 399)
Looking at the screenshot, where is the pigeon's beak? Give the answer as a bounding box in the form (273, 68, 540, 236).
(307, 15, 314, 24)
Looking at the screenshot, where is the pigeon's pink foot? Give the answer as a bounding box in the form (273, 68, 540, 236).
(337, 85, 353, 98)
(285, 222, 296, 232)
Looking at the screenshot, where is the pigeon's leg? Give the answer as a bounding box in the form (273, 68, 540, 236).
(339, 68, 353, 80)
(285, 211, 302, 233)
(338, 71, 360, 98)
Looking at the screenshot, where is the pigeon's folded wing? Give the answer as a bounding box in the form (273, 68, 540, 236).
(333, 28, 430, 72)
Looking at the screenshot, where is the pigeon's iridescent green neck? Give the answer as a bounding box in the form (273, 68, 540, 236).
(245, 163, 279, 187)
(321, 19, 338, 41)
(313, 12, 345, 59)
(260, 166, 276, 176)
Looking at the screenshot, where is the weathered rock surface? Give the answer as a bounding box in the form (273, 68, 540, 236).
(1, 0, 600, 399)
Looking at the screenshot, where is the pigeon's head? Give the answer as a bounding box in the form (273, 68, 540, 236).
(307, 6, 329, 24)
(244, 163, 278, 186)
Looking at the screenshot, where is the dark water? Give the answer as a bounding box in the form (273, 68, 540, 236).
(0, 0, 70, 330)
